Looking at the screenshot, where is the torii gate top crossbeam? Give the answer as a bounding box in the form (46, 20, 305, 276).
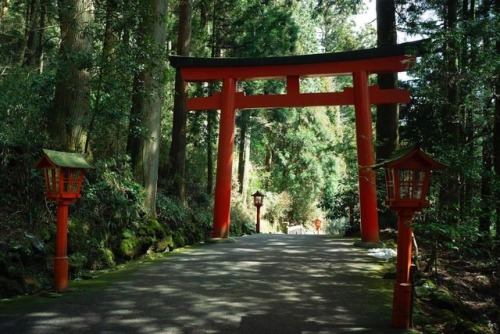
(169, 40, 425, 82)
(169, 40, 426, 110)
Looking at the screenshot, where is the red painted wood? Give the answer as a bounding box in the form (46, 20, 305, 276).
(287, 76, 300, 96)
(392, 212, 414, 329)
(186, 86, 409, 111)
(212, 78, 237, 239)
(180, 55, 414, 81)
(353, 71, 379, 243)
(54, 201, 70, 292)
(256, 206, 261, 233)
(180, 52, 416, 240)
(395, 213, 413, 284)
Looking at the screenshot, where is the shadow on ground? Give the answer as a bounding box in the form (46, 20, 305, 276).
(0, 235, 406, 333)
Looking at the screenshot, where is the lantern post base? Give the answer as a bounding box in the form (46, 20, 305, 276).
(392, 282, 412, 328)
(53, 256, 69, 292)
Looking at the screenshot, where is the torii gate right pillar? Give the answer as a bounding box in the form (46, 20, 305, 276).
(353, 71, 379, 243)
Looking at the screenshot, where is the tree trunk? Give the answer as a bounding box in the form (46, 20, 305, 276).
(494, 0, 500, 239)
(438, 0, 461, 219)
(22, 0, 45, 71)
(126, 0, 168, 218)
(169, 0, 192, 203)
(1, 0, 11, 31)
(479, 138, 492, 240)
(237, 112, 251, 193)
(50, 0, 93, 151)
(237, 115, 251, 204)
(375, 0, 398, 161)
(127, 72, 146, 184)
(85, 0, 119, 153)
(207, 108, 216, 195)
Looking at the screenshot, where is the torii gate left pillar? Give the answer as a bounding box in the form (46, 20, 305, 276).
(212, 78, 237, 238)
(170, 42, 419, 242)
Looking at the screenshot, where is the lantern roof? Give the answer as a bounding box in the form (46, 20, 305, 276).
(35, 149, 93, 169)
(372, 145, 447, 170)
(252, 191, 265, 197)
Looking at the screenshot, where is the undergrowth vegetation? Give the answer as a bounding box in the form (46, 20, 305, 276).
(0, 147, 254, 297)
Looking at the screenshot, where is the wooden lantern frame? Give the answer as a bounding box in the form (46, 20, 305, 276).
(35, 149, 92, 292)
(373, 146, 445, 328)
(252, 191, 265, 207)
(377, 146, 446, 212)
(35, 149, 92, 201)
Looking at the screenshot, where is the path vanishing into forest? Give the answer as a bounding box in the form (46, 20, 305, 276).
(0, 235, 407, 333)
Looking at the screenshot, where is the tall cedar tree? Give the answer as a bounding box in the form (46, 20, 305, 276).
(50, 0, 93, 150)
(168, 0, 192, 203)
(375, 0, 398, 161)
(126, 0, 168, 218)
(21, 0, 46, 70)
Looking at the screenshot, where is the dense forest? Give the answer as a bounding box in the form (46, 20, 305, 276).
(0, 0, 498, 332)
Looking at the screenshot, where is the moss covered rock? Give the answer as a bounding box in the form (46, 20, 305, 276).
(119, 235, 139, 260)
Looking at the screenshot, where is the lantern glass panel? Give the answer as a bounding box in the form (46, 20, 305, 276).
(254, 196, 263, 205)
(385, 168, 395, 199)
(45, 168, 60, 194)
(63, 169, 82, 194)
(399, 169, 425, 200)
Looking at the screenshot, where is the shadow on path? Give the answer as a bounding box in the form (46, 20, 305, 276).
(0, 235, 406, 333)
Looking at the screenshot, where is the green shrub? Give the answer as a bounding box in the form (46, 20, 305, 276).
(230, 204, 255, 236)
(157, 193, 212, 245)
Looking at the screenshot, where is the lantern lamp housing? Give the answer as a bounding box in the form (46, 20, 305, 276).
(375, 147, 446, 210)
(35, 149, 92, 201)
(252, 191, 265, 207)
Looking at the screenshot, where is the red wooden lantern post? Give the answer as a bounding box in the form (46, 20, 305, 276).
(252, 191, 265, 233)
(35, 149, 92, 292)
(314, 218, 322, 234)
(375, 146, 445, 328)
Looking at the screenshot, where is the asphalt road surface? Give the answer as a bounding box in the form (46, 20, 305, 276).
(0, 234, 407, 334)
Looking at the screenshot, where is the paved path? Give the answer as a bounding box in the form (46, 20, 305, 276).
(1, 235, 406, 333)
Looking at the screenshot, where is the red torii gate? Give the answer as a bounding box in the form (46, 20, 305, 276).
(169, 41, 423, 243)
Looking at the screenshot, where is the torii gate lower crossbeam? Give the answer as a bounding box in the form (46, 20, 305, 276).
(169, 41, 423, 243)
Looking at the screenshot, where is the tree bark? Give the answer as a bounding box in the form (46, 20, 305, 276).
(1, 0, 11, 30)
(438, 0, 461, 217)
(127, 72, 146, 184)
(51, 0, 93, 151)
(479, 138, 492, 239)
(375, 0, 398, 161)
(168, 0, 192, 203)
(237, 112, 250, 193)
(494, 0, 500, 238)
(207, 108, 216, 195)
(22, 0, 46, 71)
(85, 0, 119, 153)
(126, 0, 168, 218)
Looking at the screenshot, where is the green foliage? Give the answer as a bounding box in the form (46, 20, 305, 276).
(230, 203, 255, 236)
(157, 193, 213, 245)
(263, 192, 292, 225)
(76, 157, 146, 238)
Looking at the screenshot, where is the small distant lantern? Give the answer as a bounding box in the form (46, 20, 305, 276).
(314, 218, 322, 234)
(252, 191, 265, 233)
(374, 146, 445, 329)
(35, 149, 92, 292)
(252, 191, 265, 207)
